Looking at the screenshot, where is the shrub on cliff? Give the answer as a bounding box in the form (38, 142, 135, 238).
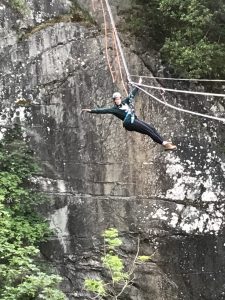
(0, 126, 66, 300)
(84, 228, 152, 299)
(126, 0, 225, 78)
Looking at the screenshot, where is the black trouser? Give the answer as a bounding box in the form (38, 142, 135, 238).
(123, 118, 163, 144)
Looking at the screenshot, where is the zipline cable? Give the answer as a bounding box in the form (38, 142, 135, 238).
(130, 74, 225, 82)
(130, 81, 225, 98)
(132, 83, 225, 123)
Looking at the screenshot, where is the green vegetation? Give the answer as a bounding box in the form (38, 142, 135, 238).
(0, 126, 66, 300)
(126, 0, 225, 78)
(8, 0, 29, 15)
(84, 228, 151, 299)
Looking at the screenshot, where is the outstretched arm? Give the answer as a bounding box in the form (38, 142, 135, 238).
(82, 107, 115, 114)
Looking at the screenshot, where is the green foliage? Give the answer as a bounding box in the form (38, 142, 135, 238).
(161, 37, 225, 78)
(84, 279, 106, 296)
(84, 228, 148, 299)
(125, 0, 170, 49)
(102, 228, 122, 249)
(8, 0, 29, 15)
(1, 273, 65, 300)
(137, 255, 151, 262)
(127, 0, 225, 78)
(101, 228, 127, 282)
(159, 0, 225, 78)
(102, 254, 128, 282)
(0, 126, 66, 300)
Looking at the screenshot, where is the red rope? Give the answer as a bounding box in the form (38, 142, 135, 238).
(112, 30, 128, 95)
(100, 0, 115, 83)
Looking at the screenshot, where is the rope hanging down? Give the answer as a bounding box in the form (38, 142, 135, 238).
(112, 30, 128, 95)
(100, 0, 115, 83)
(104, 0, 131, 84)
(101, 0, 128, 94)
(132, 83, 225, 123)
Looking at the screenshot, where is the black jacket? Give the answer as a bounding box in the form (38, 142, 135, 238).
(89, 87, 139, 121)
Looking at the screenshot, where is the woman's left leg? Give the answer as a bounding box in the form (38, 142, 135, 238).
(124, 118, 164, 144)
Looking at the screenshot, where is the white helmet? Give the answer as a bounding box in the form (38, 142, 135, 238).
(112, 92, 121, 99)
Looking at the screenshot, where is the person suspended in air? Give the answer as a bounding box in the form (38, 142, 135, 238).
(82, 78, 177, 151)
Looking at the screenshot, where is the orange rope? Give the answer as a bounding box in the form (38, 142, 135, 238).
(112, 30, 128, 95)
(100, 0, 115, 83)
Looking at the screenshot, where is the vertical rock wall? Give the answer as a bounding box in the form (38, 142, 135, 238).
(1, 1, 225, 299)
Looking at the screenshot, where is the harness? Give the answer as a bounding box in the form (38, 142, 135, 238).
(123, 89, 136, 127)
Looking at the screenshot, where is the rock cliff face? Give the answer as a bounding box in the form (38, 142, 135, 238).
(1, 1, 225, 299)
